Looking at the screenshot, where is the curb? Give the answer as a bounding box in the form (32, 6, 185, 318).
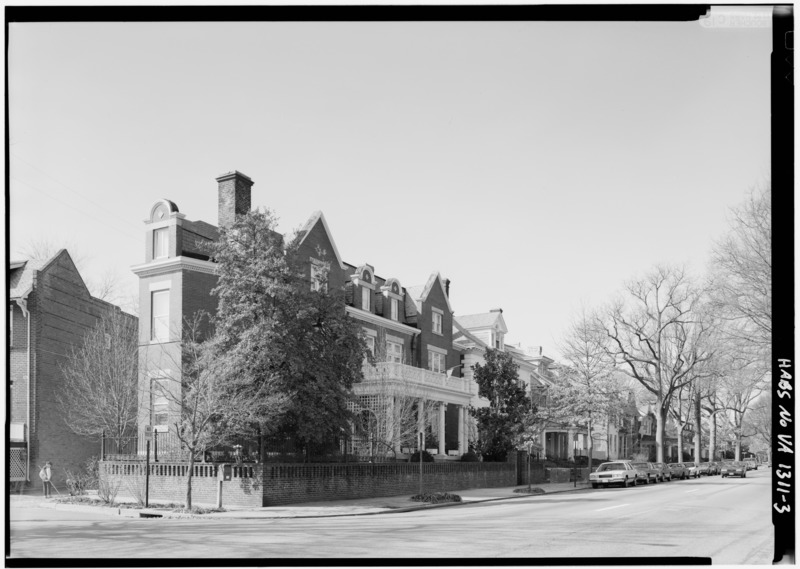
(15, 484, 594, 520)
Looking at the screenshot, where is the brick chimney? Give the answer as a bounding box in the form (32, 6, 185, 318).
(444, 278, 451, 297)
(216, 171, 253, 227)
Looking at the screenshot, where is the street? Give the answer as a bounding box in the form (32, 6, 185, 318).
(9, 469, 774, 563)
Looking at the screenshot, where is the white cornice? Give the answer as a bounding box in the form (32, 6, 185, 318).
(131, 256, 217, 278)
(345, 306, 421, 336)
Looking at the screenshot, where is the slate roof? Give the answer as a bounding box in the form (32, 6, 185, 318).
(455, 312, 502, 330)
(10, 257, 46, 299)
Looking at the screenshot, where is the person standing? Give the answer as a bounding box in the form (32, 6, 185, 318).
(39, 461, 52, 497)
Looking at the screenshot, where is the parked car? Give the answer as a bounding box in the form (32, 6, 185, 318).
(651, 462, 672, 482)
(721, 461, 747, 478)
(696, 462, 711, 476)
(631, 462, 659, 484)
(685, 463, 700, 478)
(667, 462, 689, 480)
(589, 461, 639, 488)
(745, 460, 757, 471)
(707, 462, 720, 475)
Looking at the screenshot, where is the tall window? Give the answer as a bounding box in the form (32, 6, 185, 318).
(428, 351, 445, 373)
(151, 290, 169, 341)
(310, 262, 327, 292)
(390, 298, 399, 321)
(151, 378, 169, 428)
(365, 335, 375, 356)
(153, 228, 169, 259)
(386, 341, 402, 363)
(432, 311, 443, 334)
(361, 287, 370, 311)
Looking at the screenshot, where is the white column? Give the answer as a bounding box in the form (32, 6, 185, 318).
(458, 406, 465, 454)
(568, 428, 576, 459)
(438, 403, 446, 456)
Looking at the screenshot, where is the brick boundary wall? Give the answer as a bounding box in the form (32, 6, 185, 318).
(101, 460, 517, 508)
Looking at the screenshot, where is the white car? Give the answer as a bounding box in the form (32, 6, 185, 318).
(589, 461, 638, 488)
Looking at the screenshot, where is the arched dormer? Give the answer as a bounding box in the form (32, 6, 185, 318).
(380, 278, 403, 321)
(149, 199, 179, 222)
(351, 264, 376, 312)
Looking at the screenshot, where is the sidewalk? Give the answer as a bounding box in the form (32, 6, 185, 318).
(10, 481, 592, 520)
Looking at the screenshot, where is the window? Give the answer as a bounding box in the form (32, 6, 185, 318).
(365, 335, 375, 356)
(153, 228, 169, 259)
(151, 290, 169, 341)
(390, 298, 399, 321)
(386, 341, 402, 363)
(432, 311, 442, 334)
(152, 379, 169, 427)
(361, 287, 370, 311)
(9, 305, 13, 348)
(428, 351, 445, 373)
(310, 261, 327, 292)
(104, 333, 112, 350)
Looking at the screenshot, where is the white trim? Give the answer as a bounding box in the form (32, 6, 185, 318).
(427, 344, 447, 355)
(132, 256, 217, 277)
(386, 334, 405, 345)
(145, 217, 183, 230)
(148, 280, 172, 292)
(362, 327, 378, 337)
(431, 306, 444, 315)
(345, 306, 421, 335)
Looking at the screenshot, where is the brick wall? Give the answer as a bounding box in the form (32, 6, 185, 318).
(100, 460, 517, 508)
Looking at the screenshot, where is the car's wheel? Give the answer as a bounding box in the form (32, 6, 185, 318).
(592, 483, 598, 489)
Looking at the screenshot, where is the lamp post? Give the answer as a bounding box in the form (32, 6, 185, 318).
(573, 437, 580, 488)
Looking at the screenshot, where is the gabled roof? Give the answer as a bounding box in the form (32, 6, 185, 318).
(455, 310, 508, 334)
(405, 272, 453, 314)
(10, 257, 47, 299)
(452, 319, 489, 349)
(297, 210, 345, 270)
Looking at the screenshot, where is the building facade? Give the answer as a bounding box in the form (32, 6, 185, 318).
(132, 171, 472, 459)
(9, 250, 137, 487)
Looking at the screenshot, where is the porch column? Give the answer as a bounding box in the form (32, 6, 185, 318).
(438, 403, 446, 456)
(458, 405, 465, 454)
(568, 428, 576, 459)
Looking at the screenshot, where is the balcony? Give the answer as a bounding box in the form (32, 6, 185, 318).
(360, 362, 472, 398)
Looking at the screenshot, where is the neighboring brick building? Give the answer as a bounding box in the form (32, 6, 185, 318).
(9, 250, 137, 488)
(132, 171, 473, 459)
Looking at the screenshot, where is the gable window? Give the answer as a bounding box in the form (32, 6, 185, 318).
(153, 228, 169, 259)
(432, 311, 443, 335)
(151, 378, 169, 429)
(390, 298, 399, 321)
(310, 260, 327, 293)
(361, 287, 370, 311)
(151, 290, 169, 342)
(428, 351, 445, 374)
(386, 341, 402, 363)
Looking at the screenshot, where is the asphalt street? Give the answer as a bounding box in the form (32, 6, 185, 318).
(8, 468, 774, 563)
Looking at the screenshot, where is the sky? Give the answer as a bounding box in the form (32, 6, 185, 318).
(8, 11, 773, 361)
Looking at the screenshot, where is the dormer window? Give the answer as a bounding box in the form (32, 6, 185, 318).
(153, 228, 169, 259)
(361, 287, 370, 311)
(390, 298, 399, 321)
(431, 307, 443, 335)
(352, 265, 376, 313)
(381, 278, 403, 323)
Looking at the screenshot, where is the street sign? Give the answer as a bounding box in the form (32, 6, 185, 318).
(144, 425, 153, 440)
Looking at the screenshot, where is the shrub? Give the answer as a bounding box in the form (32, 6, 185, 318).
(98, 476, 121, 505)
(513, 487, 545, 495)
(408, 450, 435, 463)
(410, 492, 462, 504)
(460, 451, 480, 462)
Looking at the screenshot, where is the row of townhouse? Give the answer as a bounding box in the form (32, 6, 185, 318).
(131, 170, 595, 461)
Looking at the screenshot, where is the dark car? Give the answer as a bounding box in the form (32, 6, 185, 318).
(631, 462, 659, 484)
(667, 462, 689, 480)
(651, 462, 672, 482)
(589, 461, 638, 488)
(707, 462, 720, 475)
(721, 461, 747, 478)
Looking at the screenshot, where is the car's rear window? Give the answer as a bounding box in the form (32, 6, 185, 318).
(597, 463, 627, 472)
(631, 463, 647, 467)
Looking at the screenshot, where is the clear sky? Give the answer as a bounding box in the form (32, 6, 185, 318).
(8, 14, 772, 360)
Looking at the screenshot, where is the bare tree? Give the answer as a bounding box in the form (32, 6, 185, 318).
(710, 184, 771, 363)
(59, 309, 139, 443)
(554, 306, 621, 467)
(601, 265, 716, 463)
(147, 314, 288, 510)
(716, 357, 768, 461)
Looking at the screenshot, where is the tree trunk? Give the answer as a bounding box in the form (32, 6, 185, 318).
(655, 404, 667, 463)
(708, 412, 716, 462)
(693, 395, 702, 463)
(587, 414, 593, 475)
(185, 453, 195, 510)
(676, 424, 683, 462)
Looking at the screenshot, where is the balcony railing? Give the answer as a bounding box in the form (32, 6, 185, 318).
(361, 362, 471, 395)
